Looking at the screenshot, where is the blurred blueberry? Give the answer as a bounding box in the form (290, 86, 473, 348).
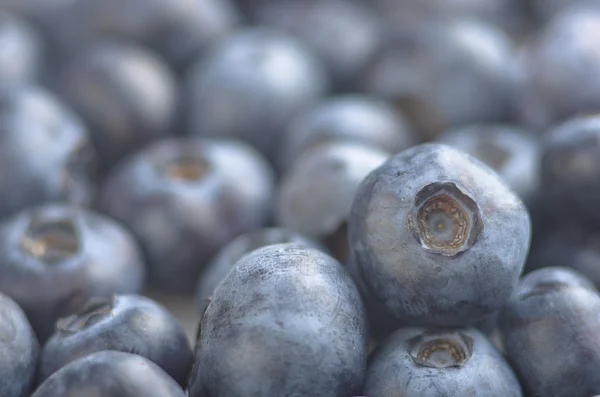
(195, 227, 323, 316)
(437, 124, 540, 199)
(500, 267, 600, 396)
(363, 17, 517, 141)
(185, 27, 329, 162)
(100, 137, 274, 294)
(519, 6, 600, 129)
(52, 0, 241, 71)
(537, 115, 600, 228)
(364, 327, 523, 396)
(527, 228, 600, 287)
(277, 142, 388, 261)
(253, 0, 383, 90)
(32, 351, 186, 397)
(280, 95, 414, 172)
(0, 11, 43, 90)
(189, 244, 367, 397)
(0, 85, 96, 218)
(0, 292, 39, 397)
(527, 0, 596, 24)
(349, 143, 531, 327)
(58, 40, 177, 172)
(375, 0, 528, 37)
(0, 204, 145, 343)
(39, 294, 193, 387)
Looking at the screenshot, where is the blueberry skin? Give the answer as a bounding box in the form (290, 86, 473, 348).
(364, 327, 523, 397)
(189, 244, 368, 397)
(253, 0, 383, 90)
(363, 17, 517, 141)
(32, 351, 186, 397)
(536, 115, 600, 229)
(527, 230, 600, 287)
(436, 124, 540, 200)
(185, 27, 328, 162)
(277, 142, 388, 261)
(39, 294, 192, 387)
(280, 95, 414, 172)
(0, 292, 39, 397)
(53, 0, 240, 71)
(519, 6, 600, 129)
(0, 85, 95, 218)
(500, 267, 600, 396)
(349, 143, 531, 326)
(59, 40, 177, 172)
(101, 137, 274, 293)
(0, 204, 145, 343)
(0, 11, 42, 89)
(195, 227, 322, 316)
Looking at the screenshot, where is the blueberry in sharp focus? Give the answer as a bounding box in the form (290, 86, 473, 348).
(0, 85, 96, 218)
(39, 294, 193, 387)
(189, 244, 368, 397)
(185, 27, 329, 162)
(279, 94, 414, 172)
(100, 137, 274, 294)
(436, 124, 540, 200)
(59, 40, 177, 172)
(253, 0, 383, 90)
(277, 142, 389, 261)
(0, 292, 39, 397)
(519, 5, 600, 129)
(32, 351, 186, 397)
(0, 204, 145, 343)
(349, 143, 531, 327)
(363, 17, 517, 141)
(364, 327, 523, 396)
(499, 267, 600, 397)
(53, 0, 241, 71)
(195, 227, 323, 316)
(0, 11, 43, 90)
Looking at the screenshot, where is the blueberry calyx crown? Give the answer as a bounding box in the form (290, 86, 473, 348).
(408, 182, 483, 256)
(56, 296, 114, 333)
(20, 214, 81, 263)
(408, 331, 474, 369)
(160, 151, 210, 182)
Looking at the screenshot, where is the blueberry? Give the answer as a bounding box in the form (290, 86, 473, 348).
(500, 267, 600, 396)
(536, 115, 600, 228)
(0, 85, 96, 218)
(32, 351, 186, 397)
(363, 327, 523, 396)
(527, 229, 600, 287)
(195, 227, 323, 316)
(375, 0, 527, 37)
(189, 244, 368, 397)
(253, 0, 383, 90)
(279, 95, 414, 172)
(436, 124, 540, 199)
(0, 292, 39, 397)
(53, 0, 240, 71)
(59, 40, 177, 172)
(519, 6, 600, 129)
(185, 27, 328, 162)
(527, 0, 591, 24)
(0, 204, 145, 343)
(39, 294, 193, 387)
(349, 143, 531, 326)
(277, 142, 388, 261)
(100, 137, 274, 293)
(0, 11, 42, 90)
(363, 17, 517, 141)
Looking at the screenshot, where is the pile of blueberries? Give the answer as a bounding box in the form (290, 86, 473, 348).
(2, 0, 600, 396)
